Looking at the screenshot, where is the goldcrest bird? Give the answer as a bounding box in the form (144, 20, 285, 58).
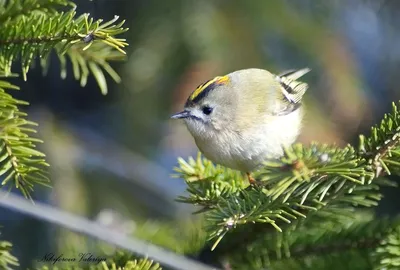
(171, 68, 310, 184)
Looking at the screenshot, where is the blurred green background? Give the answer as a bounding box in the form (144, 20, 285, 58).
(1, 0, 400, 268)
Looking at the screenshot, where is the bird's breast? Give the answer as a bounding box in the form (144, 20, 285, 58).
(191, 109, 303, 172)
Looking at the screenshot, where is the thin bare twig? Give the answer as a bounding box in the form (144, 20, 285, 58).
(0, 190, 218, 270)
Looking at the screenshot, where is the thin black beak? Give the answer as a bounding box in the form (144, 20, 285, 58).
(171, 110, 190, 119)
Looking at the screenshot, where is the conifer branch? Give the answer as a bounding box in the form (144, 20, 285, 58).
(176, 146, 392, 250)
(286, 217, 396, 260)
(174, 153, 245, 212)
(0, 237, 18, 270)
(99, 258, 163, 270)
(359, 102, 400, 177)
(37, 257, 163, 270)
(0, 2, 130, 197)
(223, 215, 400, 269)
(58, 41, 124, 94)
(0, 0, 75, 24)
(373, 225, 400, 269)
(0, 80, 49, 198)
(175, 101, 400, 255)
(0, 8, 128, 93)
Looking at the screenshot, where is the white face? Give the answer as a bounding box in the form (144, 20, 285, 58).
(183, 102, 217, 140)
(172, 95, 234, 141)
(171, 75, 237, 139)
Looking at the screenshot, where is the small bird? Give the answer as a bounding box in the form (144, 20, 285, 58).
(171, 68, 310, 184)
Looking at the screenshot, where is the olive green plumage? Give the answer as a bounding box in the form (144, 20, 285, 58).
(171, 68, 310, 175)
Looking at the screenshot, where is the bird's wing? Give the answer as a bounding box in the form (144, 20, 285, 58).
(276, 67, 311, 104)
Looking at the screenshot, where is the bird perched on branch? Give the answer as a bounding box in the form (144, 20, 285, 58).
(171, 68, 310, 184)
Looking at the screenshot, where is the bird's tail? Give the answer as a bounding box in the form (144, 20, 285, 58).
(277, 68, 311, 104)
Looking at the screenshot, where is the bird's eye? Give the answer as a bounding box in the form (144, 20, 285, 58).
(202, 106, 213, 115)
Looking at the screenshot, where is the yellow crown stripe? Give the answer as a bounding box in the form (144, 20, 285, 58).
(189, 75, 229, 101)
